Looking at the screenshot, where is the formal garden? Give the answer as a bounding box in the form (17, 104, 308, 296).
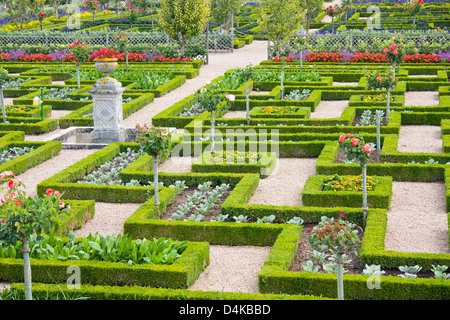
(0, 0, 449, 307)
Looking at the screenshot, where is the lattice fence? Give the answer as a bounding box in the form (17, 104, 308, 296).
(268, 33, 450, 59)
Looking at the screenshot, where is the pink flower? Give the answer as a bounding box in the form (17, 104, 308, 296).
(338, 134, 346, 142)
(0, 171, 14, 180)
(376, 76, 382, 81)
(352, 138, 359, 146)
(389, 44, 397, 50)
(363, 144, 371, 153)
(383, 48, 389, 54)
(225, 94, 235, 102)
(53, 190, 61, 197)
(46, 188, 53, 196)
(58, 202, 65, 209)
(393, 50, 398, 55)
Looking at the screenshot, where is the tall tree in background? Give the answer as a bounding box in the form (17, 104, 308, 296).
(7, 0, 29, 30)
(27, 0, 46, 16)
(300, 0, 323, 32)
(48, 0, 63, 19)
(211, 0, 243, 28)
(158, 0, 210, 57)
(258, 0, 305, 58)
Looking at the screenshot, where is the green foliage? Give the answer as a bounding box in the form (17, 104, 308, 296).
(211, 0, 244, 26)
(135, 125, 172, 156)
(257, 0, 305, 58)
(157, 0, 210, 56)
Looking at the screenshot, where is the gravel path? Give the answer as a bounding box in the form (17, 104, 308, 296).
(385, 182, 450, 254)
(188, 245, 271, 293)
(404, 91, 440, 106)
(397, 125, 442, 153)
(310, 100, 348, 119)
(248, 158, 317, 206)
(0, 149, 96, 196)
(123, 40, 268, 129)
(74, 202, 143, 238)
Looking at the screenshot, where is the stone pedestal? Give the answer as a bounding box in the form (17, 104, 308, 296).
(89, 66, 126, 144)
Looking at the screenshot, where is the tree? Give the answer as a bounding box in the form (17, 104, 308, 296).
(299, 0, 323, 32)
(211, 0, 243, 27)
(27, 0, 46, 15)
(308, 212, 361, 300)
(0, 172, 67, 300)
(6, 0, 29, 30)
(48, 0, 63, 19)
(195, 83, 233, 153)
(135, 125, 172, 209)
(157, 0, 210, 57)
(108, 0, 125, 18)
(257, 0, 305, 58)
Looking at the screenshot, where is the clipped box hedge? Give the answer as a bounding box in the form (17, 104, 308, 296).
(191, 150, 277, 178)
(0, 240, 210, 288)
(301, 174, 393, 209)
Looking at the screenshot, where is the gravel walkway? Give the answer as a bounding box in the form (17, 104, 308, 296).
(397, 125, 442, 153)
(188, 245, 271, 293)
(0, 149, 96, 197)
(74, 202, 143, 238)
(310, 100, 348, 119)
(385, 182, 450, 254)
(123, 40, 268, 129)
(248, 158, 317, 206)
(404, 91, 440, 106)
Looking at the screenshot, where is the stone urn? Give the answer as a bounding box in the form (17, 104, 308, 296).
(94, 58, 118, 78)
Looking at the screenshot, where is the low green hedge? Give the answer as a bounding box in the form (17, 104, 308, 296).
(191, 151, 277, 178)
(301, 174, 393, 209)
(0, 240, 209, 288)
(258, 209, 450, 299)
(36, 142, 157, 203)
(316, 140, 447, 182)
(51, 199, 95, 236)
(0, 141, 61, 179)
(7, 282, 327, 300)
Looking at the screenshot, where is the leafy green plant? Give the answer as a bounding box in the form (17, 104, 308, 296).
(0, 172, 67, 300)
(308, 212, 361, 300)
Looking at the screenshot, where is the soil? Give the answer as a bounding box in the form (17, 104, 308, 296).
(335, 149, 380, 165)
(289, 223, 436, 279)
(160, 186, 232, 222)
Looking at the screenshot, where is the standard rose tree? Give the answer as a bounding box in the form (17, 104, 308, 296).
(308, 212, 361, 300)
(240, 62, 254, 125)
(195, 83, 234, 153)
(405, 0, 425, 29)
(69, 40, 92, 89)
(365, 67, 397, 120)
(0, 172, 68, 300)
(338, 133, 372, 226)
(135, 125, 172, 208)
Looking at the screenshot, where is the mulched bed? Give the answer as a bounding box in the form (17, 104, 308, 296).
(351, 116, 388, 127)
(335, 149, 380, 164)
(288, 223, 435, 278)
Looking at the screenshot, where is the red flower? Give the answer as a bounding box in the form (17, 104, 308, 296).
(1, 219, 5, 223)
(7, 179, 14, 189)
(15, 200, 22, 206)
(352, 138, 359, 146)
(338, 134, 346, 142)
(46, 188, 53, 196)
